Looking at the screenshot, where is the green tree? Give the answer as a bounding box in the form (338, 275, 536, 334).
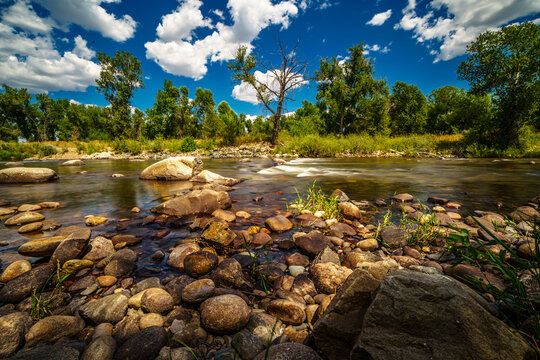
(281, 100, 324, 136)
(0, 85, 38, 141)
(217, 101, 243, 145)
(315, 44, 386, 136)
(147, 79, 180, 138)
(131, 108, 145, 139)
(35, 94, 68, 141)
(229, 42, 307, 145)
(457, 22, 539, 148)
(389, 81, 427, 134)
(96, 50, 144, 138)
(194, 88, 219, 138)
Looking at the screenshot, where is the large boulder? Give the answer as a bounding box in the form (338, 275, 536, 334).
(350, 270, 535, 360)
(0, 167, 58, 183)
(139, 156, 203, 180)
(0, 264, 54, 303)
(151, 189, 231, 217)
(190, 169, 242, 186)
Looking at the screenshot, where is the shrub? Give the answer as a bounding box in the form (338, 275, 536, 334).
(111, 139, 142, 155)
(180, 136, 198, 152)
(38, 144, 58, 157)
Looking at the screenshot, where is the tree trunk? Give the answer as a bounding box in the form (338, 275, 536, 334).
(271, 99, 284, 145)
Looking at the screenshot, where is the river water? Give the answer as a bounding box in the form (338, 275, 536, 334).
(1, 157, 538, 271)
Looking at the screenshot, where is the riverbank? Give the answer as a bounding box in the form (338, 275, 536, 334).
(0, 157, 538, 359)
(2, 133, 540, 161)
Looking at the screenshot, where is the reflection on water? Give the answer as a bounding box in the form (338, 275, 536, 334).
(1, 157, 538, 268)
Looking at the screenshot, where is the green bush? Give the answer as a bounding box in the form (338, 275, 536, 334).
(38, 144, 58, 157)
(111, 139, 142, 155)
(180, 136, 197, 152)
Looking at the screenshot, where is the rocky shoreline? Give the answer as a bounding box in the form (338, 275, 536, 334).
(0, 157, 539, 359)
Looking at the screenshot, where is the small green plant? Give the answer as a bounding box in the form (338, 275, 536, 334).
(171, 339, 200, 360)
(289, 182, 341, 220)
(400, 210, 441, 247)
(180, 136, 197, 152)
(242, 234, 272, 295)
(30, 266, 70, 320)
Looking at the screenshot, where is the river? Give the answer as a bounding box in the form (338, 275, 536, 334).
(1, 157, 538, 271)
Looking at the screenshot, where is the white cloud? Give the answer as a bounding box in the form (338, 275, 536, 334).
(145, 0, 300, 80)
(212, 9, 225, 20)
(156, 0, 213, 42)
(395, 0, 540, 61)
(73, 35, 96, 60)
(366, 9, 392, 26)
(1, 0, 54, 34)
(363, 43, 391, 55)
(37, 0, 137, 42)
(231, 69, 306, 105)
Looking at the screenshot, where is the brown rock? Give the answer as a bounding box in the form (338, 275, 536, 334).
(265, 215, 293, 232)
(151, 189, 231, 217)
(200, 294, 250, 334)
(339, 202, 362, 219)
(141, 288, 174, 314)
(267, 299, 306, 325)
(184, 251, 219, 278)
(311, 262, 353, 294)
(167, 242, 201, 271)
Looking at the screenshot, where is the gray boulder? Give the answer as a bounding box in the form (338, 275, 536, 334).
(0, 167, 58, 183)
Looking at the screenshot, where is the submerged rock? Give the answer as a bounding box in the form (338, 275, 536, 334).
(190, 169, 242, 185)
(0, 167, 58, 183)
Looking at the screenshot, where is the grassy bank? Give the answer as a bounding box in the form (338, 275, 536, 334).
(2, 133, 540, 161)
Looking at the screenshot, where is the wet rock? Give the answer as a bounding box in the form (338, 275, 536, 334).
(0, 207, 16, 216)
(141, 288, 174, 314)
(212, 209, 236, 222)
(0, 167, 58, 183)
(339, 202, 362, 219)
(236, 211, 251, 219)
(166, 275, 196, 304)
(139, 313, 164, 329)
(104, 259, 136, 277)
(0, 264, 54, 303)
(17, 236, 65, 257)
(81, 335, 116, 360)
(0, 260, 32, 283)
(111, 234, 141, 247)
(17, 204, 41, 212)
(151, 189, 231, 218)
(296, 214, 326, 228)
(211, 258, 250, 290)
(85, 216, 108, 226)
(156, 347, 197, 360)
(342, 251, 399, 281)
(139, 156, 202, 180)
(62, 259, 93, 274)
(97, 275, 117, 287)
(114, 326, 168, 360)
(182, 279, 215, 303)
(184, 251, 219, 278)
(351, 270, 535, 360)
(41, 219, 61, 231)
(69, 276, 97, 292)
(61, 159, 85, 166)
(50, 228, 92, 265)
(311, 262, 353, 294)
(254, 343, 323, 360)
(265, 215, 293, 232)
(0, 312, 33, 358)
(83, 236, 114, 261)
(393, 193, 414, 202)
(267, 299, 305, 325)
(79, 293, 128, 324)
(434, 212, 456, 227)
(5, 212, 45, 226)
(200, 294, 250, 334)
(25, 315, 84, 347)
(510, 206, 538, 223)
(517, 241, 537, 259)
(294, 230, 330, 257)
(167, 243, 201, 271)
(190, 169, 241, 186)
(380, 226, 410, 248)
(250, 232, 272, 247)
(312, 247, 340, 266)
(38, 201, 61, 209)
(331, 189, 349, 202)
(132, 277, 163, 295)
(444, 263, 504, 291)
(328, 222, 356, 237)
(202, 222, 236, 247)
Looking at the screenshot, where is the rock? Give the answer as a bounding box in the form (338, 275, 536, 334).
(0, 260, 32, 282)
(167, 243, 201, 271)
(212, 209, 236, 222)
(140, 288, 174, 314)
(184, 251, 219, 278)
(267, 299, 305, 325)
(291, 273, 317, 297)
(232, 329, 265, 360)
(0, 207, 16, 216)
(104, 249, 137, 277)
(5, 212, 45, 226)
(156, 347, 197, 360)
(296, 214, 326, 228)
(201, 222, 236, 247)
(434, 212, 456, 227)
(132, 277, 163, 295)
(265, 215, 293, 232)
(0, 312, 33, 358)
(8, 344, 79, 360)
(351, 270, 535, 360)
(81, 335, 116, 360)
(339, 202, 362, 219)
(211, 258, 250, 290)
(85, 216, 108, 226)
(40, 219, 61, 232)
(331, 189, 349, 202)
(50, 227, 92, 265)
(114, 326, 168, 360)
(254, 343, 323, 360)
(342, 251, 399, 281)
(17, 204, 41, 212)
(25, 315, 85, 347)
(62, 259, 93, 274)
(111, 173, 124, 178)
(200, 294, 250, 334)
(357, 238, 379, 251)
(18, 221, 43, 233)
(328, 222, 356, 237)
(289, 265, 305, 277)
(392, 193, 414, 202)
(17, 236, 66, 257)
(113, 315, 140, 344)
(79, 293, 128, 324)
(61, 159, 85, 166)
(97, 275, 117, 287)
(312, 246, 340, 266)
(295, 231, 330, 257)
(287, 253, 310, 267)
(139, 156, 203, 180)
(182, 279, 215, 303)
(0, 264, 54, 303)
(510, 206, 538, 223)
(444, 263, 504, 291)
(139, 313, 164, 329)
(151, 189, 231, 217)
(517, 241, 537, 260)
(190, 169, 241, 186)
(166, 275, 196, 304)
(236, 211, 251, 219)
(38, 201, 61, 209)
(111, 234, 141, 246)
(311, 262, 353, 294)
(0, 167, 58, 183)
(68, 275, 96, 292)
(380, 226, 410, 248)
(83, 236, 115, 261)
(251, 232, 273, 247)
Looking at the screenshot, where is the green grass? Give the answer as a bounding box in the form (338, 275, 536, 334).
(31, 266, 70, 321)
(289, 182, 341, 220)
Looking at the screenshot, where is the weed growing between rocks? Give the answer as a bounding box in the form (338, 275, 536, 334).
(289, 182, 341, 220)
(242, 234, 272, 295)
(30, 266, 69, 321)
(446, 214, 540, 353)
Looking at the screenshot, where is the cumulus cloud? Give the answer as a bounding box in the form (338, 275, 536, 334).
(231, 69, 306, 105)
(1, 0, 54, 34)
(145, 0, 300, 80)
(0, 2, 100, 93)
(363, 43, 391, 55)
(366, 9, 392, 26)
(395, 0, 540, 62)
(37, 0, 137, 42)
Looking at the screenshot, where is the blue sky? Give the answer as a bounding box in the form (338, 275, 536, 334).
(0, 0, 539, 117)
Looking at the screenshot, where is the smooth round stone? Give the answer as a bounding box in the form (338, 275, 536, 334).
(141, 288, 174, 314)
(236, 211, 251, 219)
(0, 207, 16, 216)
(0, 167, 58, 183)
(264, 215, 293, 232)
(267, 299, 306, 325)
(81, 335, 116, 360)
(357, 238, 379, 251)
(201, 294, 250, 334)
(85, 216, 108, 226)
(97, 275, 117, 287)
(62, 259, 94, 274)
(17, 204, 42, 212)
(38, 201, 61, 208)
(0, 260, 32, 283)
(25, 315, 85, 347)
(212, 209, 236, 222)
(166, 242, 201, 271)
(139, 313, 164, 329)
(93, 323, 114, 340)
(254, 343, 323, 360)
(182, 279, 215, 303)
(0, 312, 33, 358)
(184, 251, 219, 278)
(17, 236, 65, 257)
(289, 266, 306, 277)
(5, 212, 45, 226)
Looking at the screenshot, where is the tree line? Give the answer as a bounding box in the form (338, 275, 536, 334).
(0, 22, 538, 151)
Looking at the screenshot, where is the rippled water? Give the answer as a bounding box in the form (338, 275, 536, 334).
(1, 157, 538, 271)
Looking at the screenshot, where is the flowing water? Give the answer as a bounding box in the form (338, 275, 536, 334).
(1, 157, 538, 274)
